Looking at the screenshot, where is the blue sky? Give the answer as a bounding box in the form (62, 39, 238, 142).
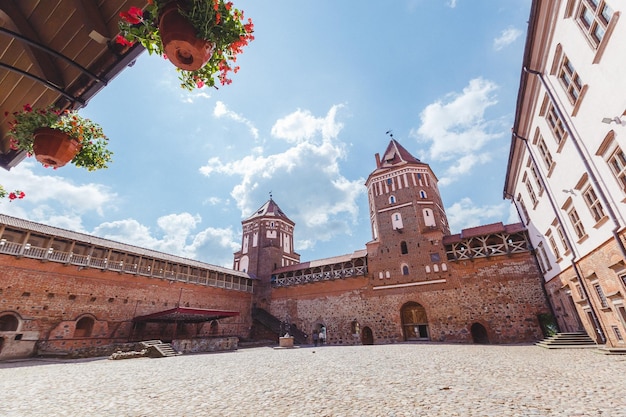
(0, 0, 530, 267)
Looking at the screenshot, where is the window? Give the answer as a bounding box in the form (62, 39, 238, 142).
(389, 195, 396, 204)
(402, 265, 409, 275)
(523, 173, 538, 207)
(582, 185, 606, 222)
(608, 147, 626, 192)
(391, 212, 403, 230)
(400, 241, 408, 255)
(430, 253, 441, 262)
(387, 178, 392, 185)
(576, 0, 614, 49)
(530, 163, 544, 194)
(546, 229, 561, 260)
(594, 283, 609, 308)
(558, 55, 583, 104)
(536, 242, 548, 273)
(538, 242, 552, 272)
(555, 223, 570, 253)
(546, 103, 567, 147)
(517, 194, 530, 224)
(576, 283, 585, 300)
(612, 326, 624, 341)
(419, 190, 427, 199)
(568, 207, 586, 240)
(536, 135, 555, 171)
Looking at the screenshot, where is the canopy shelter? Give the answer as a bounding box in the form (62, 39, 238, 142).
(133, 307, 239, 323)
(131, 307, 240, 342)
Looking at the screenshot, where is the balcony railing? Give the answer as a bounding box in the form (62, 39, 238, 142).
(0, 240, 253, 293)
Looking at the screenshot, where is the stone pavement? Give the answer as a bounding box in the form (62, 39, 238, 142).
(0, 343, 625, 416)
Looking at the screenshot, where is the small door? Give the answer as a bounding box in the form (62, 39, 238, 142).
(470, 323, 489, 344)
(401, 302, 429, 341)
(361, 326, 374, 345)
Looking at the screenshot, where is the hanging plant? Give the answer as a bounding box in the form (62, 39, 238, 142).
(117, 0, 254, 90)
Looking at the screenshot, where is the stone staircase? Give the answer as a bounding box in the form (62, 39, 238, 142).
(535, 332, 597, 349)
(252, 308, 308, 345)
(140, 340, 181, 357)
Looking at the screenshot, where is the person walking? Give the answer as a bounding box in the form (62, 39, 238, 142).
(319, 326, 326, 345)
(312, 330, 319, 347)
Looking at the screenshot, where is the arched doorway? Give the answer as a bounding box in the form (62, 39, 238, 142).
(74, 316, 94, 338)
(470, 323, 489, 344)
(0, 314, 19, 331)
(361, 326, 374, 345)
(401, 302, 429, 341)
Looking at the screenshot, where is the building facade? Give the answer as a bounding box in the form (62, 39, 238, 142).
(263, 140, 551, 346)
(504, 0, 626, 347)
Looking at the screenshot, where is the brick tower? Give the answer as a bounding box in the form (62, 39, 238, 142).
(233, 197, 300, 306)
(365, 139, 450, 282)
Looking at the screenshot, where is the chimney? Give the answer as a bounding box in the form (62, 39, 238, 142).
(375, 153, 381, 168)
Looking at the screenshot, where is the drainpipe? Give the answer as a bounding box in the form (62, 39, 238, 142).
(511, 132, 606, 342)
(523, 67, 626, 262)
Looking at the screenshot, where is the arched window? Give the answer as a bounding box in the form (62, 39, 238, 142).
(74, 316, 94, 338)
(420, 190, 427, 199)
(392, 212, 403, 230)
(389, 195, 396, 204)
(400, 241, 408, 254)
(402, 265, 409, 275)
(0, 314, 19, 331)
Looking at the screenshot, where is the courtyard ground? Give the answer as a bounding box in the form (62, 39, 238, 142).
(0, 343, 624, 416)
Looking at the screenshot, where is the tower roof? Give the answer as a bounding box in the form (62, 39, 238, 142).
(244, 198, 294, 224)
(379, 139, 421, 167)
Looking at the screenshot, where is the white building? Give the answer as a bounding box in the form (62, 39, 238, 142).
(504, 0, 626, 347)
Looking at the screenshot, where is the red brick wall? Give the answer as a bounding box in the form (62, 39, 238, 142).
(0, 255, 253, 358)
(268, 252, 550, 345)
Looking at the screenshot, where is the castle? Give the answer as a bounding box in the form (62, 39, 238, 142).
(0, 139, 550, 359)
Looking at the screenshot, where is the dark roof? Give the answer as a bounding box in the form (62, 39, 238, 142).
(244, 198, 293, 223)
(379, 139, 421, 167)
(133, 307, 240, 323)
(0, 213, 250, 278)
(0, 1, 145, 170)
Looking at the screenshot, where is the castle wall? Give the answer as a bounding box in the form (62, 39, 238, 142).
(0, 256, 253, 359)
(268, 252, 550, 345)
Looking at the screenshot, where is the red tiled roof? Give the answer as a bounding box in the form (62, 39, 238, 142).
(133, 307, 239, 323)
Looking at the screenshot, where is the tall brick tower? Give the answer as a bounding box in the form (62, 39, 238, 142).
(233, 197, 300, 306)
(365, 139, 450, 282)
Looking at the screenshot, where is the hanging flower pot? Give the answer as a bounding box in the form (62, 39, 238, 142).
(32, 127, 81, 168)
(158, 2, 215, 71)
(117, 1, 254, 90)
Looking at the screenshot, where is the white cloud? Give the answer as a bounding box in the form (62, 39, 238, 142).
(200, 104, 364, 250)
(213, 101, 259, 139)
(0, 161, 116, 221)
(494, 27, 523, 51)
(410, 78, 507, 186)
(445, 197, 509, 233)
(270, 105, 344, 145)
(447, 0, 458, 8)
(92, 214, 239, 267)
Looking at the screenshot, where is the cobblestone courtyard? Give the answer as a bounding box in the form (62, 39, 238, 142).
(0, 343, 625, 416)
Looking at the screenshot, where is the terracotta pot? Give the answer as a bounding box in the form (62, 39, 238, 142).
(32, 128, 81, 168)
(159, 2, 215, 71)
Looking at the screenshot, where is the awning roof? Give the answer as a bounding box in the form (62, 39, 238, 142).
(133, 307, 240, 323)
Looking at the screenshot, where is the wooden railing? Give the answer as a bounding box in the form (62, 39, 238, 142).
(0, 240, 253, 293)
(272, 256, 368, 287)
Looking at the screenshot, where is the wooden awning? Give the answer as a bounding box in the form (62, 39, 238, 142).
(133, 307, 239, 323)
